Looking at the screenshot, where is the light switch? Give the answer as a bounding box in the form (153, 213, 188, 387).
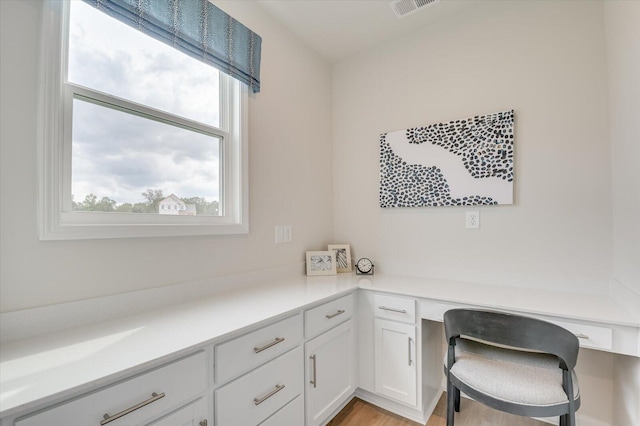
(275, 225, 292, 243)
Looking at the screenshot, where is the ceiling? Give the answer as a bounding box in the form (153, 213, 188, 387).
(256, 0, 471, 63)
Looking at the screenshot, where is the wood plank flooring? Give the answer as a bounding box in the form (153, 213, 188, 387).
(328, 393, 548, 426)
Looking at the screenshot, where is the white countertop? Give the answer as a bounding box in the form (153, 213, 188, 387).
(1, 272, 638, 418)
(357, 274, 640, 327)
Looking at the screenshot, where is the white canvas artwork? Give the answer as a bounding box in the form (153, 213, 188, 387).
(379, 110, 514, 207)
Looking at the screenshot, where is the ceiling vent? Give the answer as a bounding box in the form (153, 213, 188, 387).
(389, 0, 440, 19)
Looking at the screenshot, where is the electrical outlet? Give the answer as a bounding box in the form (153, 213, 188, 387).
(466, 211, 480, 229)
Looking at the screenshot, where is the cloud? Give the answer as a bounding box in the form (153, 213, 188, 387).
(72, 100, 220, 203)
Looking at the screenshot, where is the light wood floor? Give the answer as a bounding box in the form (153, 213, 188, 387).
(328, 393, 547, 426)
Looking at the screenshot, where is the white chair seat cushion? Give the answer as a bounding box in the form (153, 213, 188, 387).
(447, 339, 579, 407)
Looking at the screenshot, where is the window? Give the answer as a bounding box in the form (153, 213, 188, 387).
(39, 0, 249, 240)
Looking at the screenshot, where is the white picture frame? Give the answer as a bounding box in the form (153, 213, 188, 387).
(328, 244, 352, 273)
(306, 251, 337, 276)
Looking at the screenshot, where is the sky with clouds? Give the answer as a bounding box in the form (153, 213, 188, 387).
(69, 1, 221, 205)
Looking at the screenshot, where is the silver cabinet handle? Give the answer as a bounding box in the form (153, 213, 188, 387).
(575, 333, 590, 339)
(378, 306, 407, 314)
(408, 337, 412, 366)
(326, 309, 345, 319)
(199, 421, 208, 426)
(101, 392, 165, 425)
(254, 337, 285, 353)
(309, 354, 317, 388)
(253, 384, 285, 405)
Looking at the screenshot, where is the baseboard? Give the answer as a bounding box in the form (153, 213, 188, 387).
(354, 388, 428, 424)
(321, 393, 357, 426)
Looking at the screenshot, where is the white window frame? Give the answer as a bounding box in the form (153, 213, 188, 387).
(38, 0, 249, 240)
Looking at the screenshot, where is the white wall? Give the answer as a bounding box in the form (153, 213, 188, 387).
(0, 0, 333, 312)
(332, 0, 612, 294)
(330, 2, 637, 424)
(605, 1, 640, 298)
(604, 2, 640, 425)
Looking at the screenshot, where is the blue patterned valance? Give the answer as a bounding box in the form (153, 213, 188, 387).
(83, 0, 262, 93)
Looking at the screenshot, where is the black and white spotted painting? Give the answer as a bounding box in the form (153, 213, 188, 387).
(379, 110, 514, 207)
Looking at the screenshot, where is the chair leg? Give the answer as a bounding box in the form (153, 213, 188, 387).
(454, 387, 460, 412)
(446, 380, 456, 426)
(562, 370, 577, 426)
(559, 414, 566, 426)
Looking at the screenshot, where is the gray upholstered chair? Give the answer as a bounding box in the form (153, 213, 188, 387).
(443, 309, 580, 426)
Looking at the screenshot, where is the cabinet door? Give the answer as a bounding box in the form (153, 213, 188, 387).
(146, 397, 207, 426)
(305, 319, 355, 426)
(374, 318, 417, 406)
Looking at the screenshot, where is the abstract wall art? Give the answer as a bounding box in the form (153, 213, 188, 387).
(379, 110, 514, 208)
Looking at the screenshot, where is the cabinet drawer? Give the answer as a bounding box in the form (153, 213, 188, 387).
(374, 293, 416, 324)
(215, 314, 302, 384)
(16, 352, 206, 426)
(216, 347, 303, 426)
(147, 396, 207, 426)
(548, 318, 613, 351)
(259, 394, 303, 426)
(419, 300, 615, 352)
(305, 293, 354, 338)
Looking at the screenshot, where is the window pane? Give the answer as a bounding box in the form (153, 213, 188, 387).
(68, 1, 220, 128)
(71, 98, 221, 216)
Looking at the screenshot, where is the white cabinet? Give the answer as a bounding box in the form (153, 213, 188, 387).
(305, 319, 355, 426)
(15, 352, 208, 426)
(374, 318, 417, 406)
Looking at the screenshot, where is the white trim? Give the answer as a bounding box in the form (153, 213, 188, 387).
(38, 0, 249, 240)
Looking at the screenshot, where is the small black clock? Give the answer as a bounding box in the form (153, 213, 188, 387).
(355, 258, 374, 275)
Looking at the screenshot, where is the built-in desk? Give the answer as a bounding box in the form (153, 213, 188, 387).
(356, 275, 640, 357)
(1, 270, 638, 425)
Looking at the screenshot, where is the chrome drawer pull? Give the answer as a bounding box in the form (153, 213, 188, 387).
(254, 337, 285, 353)
(378, 306, 407, 314)
(253, 384, 285, 405)
(326, 309, 345, 319)
(310, 354, 317, 388)
(408, 337, 412, 366)
(575, 333, 590, 340)
(100, 392, 165, 425)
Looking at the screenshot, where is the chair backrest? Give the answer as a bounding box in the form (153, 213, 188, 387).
(444, 309, 579, 369)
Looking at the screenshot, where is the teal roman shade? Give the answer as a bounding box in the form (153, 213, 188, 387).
(82, 0, 262, 93)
